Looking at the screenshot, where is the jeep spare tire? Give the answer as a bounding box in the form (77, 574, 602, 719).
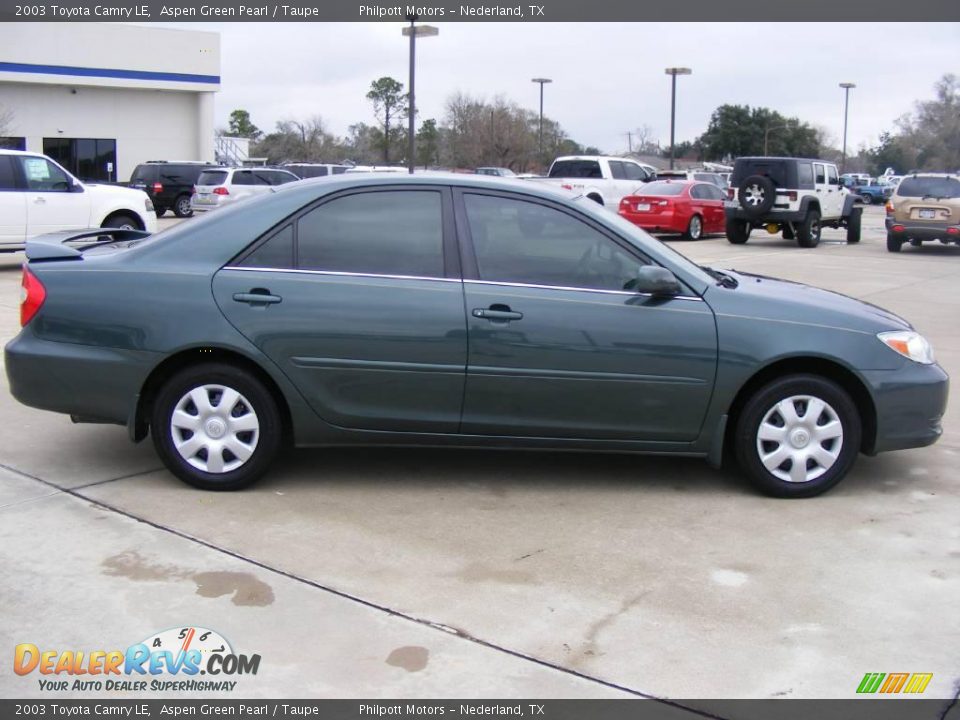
(738, 175, 776, 216)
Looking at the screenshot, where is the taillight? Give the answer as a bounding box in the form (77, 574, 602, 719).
(779, 191, 798, 201)
(656, 200, 670, 206)
(947, 227, 959, 235)
(151, 182, 163, 193)
(892, 225, 905, 232)
(20, 266, 46, 327)
(213, 187, 229, 196)
(885, 201, 894, 215)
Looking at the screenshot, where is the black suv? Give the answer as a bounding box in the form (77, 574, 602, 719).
(129, 161, 219, 218)
(725, 157, 862, 247)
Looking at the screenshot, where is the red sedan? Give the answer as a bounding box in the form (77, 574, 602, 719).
(618, 180, 727, 239)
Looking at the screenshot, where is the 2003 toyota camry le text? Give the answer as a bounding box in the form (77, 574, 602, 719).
(4, 175, 949, 497)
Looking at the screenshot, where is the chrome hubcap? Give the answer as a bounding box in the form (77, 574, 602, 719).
(170, 384, 259, 474)
(691, 217, 702, 237)
(756, 395, 843, 483)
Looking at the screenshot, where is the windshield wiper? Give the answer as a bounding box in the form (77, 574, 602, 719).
(701, 266, 738, 288)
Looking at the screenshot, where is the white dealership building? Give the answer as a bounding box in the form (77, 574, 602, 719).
(0, 23, 220, 182)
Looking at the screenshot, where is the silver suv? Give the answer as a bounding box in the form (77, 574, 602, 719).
(724, 157, 862, 247)
(192, 167, 299, 213)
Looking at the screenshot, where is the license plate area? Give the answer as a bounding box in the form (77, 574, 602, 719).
(636, 203, 651, 212)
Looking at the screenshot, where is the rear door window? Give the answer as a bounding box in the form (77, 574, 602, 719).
(240, 225, 294, 269)
(814, 164, 826, 184)
(827, 165, 839, 185)
(0, 156, 19, 190)
(549, 160, 603, 179)
(297, 190, 444, 278)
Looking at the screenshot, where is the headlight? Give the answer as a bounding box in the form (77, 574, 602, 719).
(878, 331, 935, 364)
(145, 197, 155, 212)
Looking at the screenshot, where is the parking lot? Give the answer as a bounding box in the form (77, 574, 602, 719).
(1, 205, 958, 706)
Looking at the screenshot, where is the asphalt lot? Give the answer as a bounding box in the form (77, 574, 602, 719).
(1, 206, 958, 709)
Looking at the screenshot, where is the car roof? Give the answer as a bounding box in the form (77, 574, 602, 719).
(0, 149, 40, 156)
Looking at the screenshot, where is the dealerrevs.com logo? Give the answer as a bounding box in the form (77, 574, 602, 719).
(14, 627, 261, 693)
(857, 672, 933, 694)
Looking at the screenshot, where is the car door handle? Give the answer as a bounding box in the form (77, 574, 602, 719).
(473, 306, 523, 322)
(233, 290, 282, 305)
(33, 197, 46, 204)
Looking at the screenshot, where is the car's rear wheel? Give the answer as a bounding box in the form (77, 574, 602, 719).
(735, 375, 861, 498)
(726, 218, 751, 244)
(886, 233, 904, 252)
(151, 363, 282, 491)
(846, 208, 862, 243)
(684, 214, 703, 240)
(173, 194, 194, 218)
(796, 209, 821, 248)
(102, 214, 140, 231)
(861, 194, 873, 205)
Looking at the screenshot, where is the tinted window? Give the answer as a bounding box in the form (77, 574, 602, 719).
(0, 156, 19, 190)
(20, 156, 71, 191)
(898, 176, 960, 199)
(798, 163, 813, 186)
(690, 184, 706, 199)
(130, 165, 155, 184)
(232, 171, 255, 186)
(635, 181, 685, 196)
(549, 160, 603, 179)
(464, 194, 644, 292)
(297, 191, 444, 277)
(198, 171, 228, 186)
(623, 162, 647, 181)
(814, 164, 826, 184)
(827, 165, 839, 184)
(608, 161, 627, 180)
(331, 166, 349, 175)
(268, 171, 298, 186)
(241, 225, 294, 269)
(704, 184, 725, 200)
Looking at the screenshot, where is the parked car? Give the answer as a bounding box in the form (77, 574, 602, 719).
(0, 149, 156, 251)
(343, 165, 408, 174)
(655, 169, 727, 189)
(129, 161, 219, 218)
(191, 167, 300, 213)
(854, 179, 894, 205)
(5, 175, 947, 498)
(523, 155, 655, 207)
(282, 163, 352, 179)
(618, 180, 726, 239)
(725, 156, 862, 247)
(475, 167, 517, 177)
(885, 173, 960, 252)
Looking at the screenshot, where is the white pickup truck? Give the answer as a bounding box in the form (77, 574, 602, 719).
(526, 155, 656, 208)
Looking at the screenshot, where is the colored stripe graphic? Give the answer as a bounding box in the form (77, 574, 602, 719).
(857, 673, 886, 693)
(0, 61, 219, 85)
(904, 673, 933, 694)
(880, 673, 910, 693)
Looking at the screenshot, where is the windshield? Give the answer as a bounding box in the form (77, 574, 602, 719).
(549, 160, 602, 179)
(898, 176, 960, 199)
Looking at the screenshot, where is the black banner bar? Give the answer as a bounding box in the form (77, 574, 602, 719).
(0, 0, 959, 22)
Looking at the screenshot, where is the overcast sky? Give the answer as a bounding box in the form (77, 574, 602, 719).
(157, 22, 958, 154)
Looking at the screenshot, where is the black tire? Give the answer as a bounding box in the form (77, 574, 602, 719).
(734, 374, 861, 498)
(173, 194, 194, 218)
(886, 233, 903, 253)
(737, 175, 776, 216)
(102, 213, 141, 231)
(154, 207, 167, 218)
(150, 363, 283, 491)
(684, 214, 704, 240)
(860, 193, 873, 205)
(846, 208, 862, 244)
(796, 209, 821, 248)
(726, 218, 751, 244)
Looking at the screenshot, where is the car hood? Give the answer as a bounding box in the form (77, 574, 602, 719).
(713, 269, 912, 332)
(84, 183, 150, 201)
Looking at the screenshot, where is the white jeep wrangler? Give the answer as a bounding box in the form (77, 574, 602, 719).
(724, 156, 863, 247)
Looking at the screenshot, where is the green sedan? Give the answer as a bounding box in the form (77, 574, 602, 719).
(5, 175, 949, 497)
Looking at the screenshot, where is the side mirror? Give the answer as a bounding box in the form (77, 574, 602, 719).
(627, 266, 681, 297)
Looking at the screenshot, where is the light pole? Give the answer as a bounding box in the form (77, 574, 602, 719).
(402, 17, 438, 174)
(839, 82, 856, 173)
(763, 123, 793, 155)
(531, 77, 552, 167)
(664, 67, 692, 169)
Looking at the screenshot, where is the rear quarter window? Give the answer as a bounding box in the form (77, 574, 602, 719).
(549, 160, 603, 179)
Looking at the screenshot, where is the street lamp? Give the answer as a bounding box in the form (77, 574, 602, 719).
(763, 122, 794, 155)
(531, 77, 552, 166)
(664, 67, 692, 169)
(402, 17, 439, 174)
(839, 82, 856, 173)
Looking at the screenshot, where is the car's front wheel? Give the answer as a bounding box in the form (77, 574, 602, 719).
(102, 214, 140, 231)
(796, 209, 821, 248)
(735, 375, 861, 498)
(151, 363, 282, 491)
